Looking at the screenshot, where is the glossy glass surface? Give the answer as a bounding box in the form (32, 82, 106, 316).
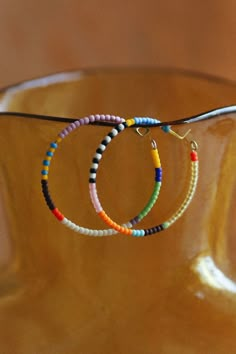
(0, 69, 236, 353)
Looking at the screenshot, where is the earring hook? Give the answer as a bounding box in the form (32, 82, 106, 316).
(162, 125, 191, 140)
(135, 127, 150, 137)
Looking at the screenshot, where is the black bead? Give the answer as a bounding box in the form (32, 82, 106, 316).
(116, 124, 124, 132)
(89, 178, 96, 183)
(101, 139, 108, 146)
(108, 132, 114, 138)
(96, 148, 103, 154)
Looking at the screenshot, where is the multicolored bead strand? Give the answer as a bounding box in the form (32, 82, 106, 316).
(89, 137, 162, 227)
(89, 117, 199, 236)
(41, 115, 162, 236)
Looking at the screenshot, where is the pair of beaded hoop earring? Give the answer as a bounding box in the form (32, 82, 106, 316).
(41, 114, 199, 237)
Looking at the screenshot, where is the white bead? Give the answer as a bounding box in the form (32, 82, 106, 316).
(95, 153, 102, 160)
(99, 144, 106, 151)
(90, 173, 96, 179)
(106, 136, 111, 143)
(117, 124, 125, 131)
(70, 222, 77, 230)
(62, 217, 69, 225)
(92, 163, 98, 169)
(111, 129, 118, 136)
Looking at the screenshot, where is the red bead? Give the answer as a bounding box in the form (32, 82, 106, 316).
(190, 151, 198, 161)
(52, 208, 64, 221)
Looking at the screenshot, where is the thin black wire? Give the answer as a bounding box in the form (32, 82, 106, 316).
(0, 105, 236, 127)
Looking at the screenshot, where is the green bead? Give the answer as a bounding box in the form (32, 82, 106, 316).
(162, 222, 170, 229)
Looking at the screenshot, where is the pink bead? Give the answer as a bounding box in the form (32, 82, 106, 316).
(75, 120, 80, 127)
(95, 114, 101, 120)
(89, 189, 102, 213)
(67, 126, 73, 132)
(62, 129, 69, 135)
(100, 114, 105, 120)
(80, 119, 85, 125)
(70, 123, 76, 129)
(89, 115, 95, 122)
(84, 117, 90, 124)
(105, 114, 111, 121)
(59, 132, 65, 139)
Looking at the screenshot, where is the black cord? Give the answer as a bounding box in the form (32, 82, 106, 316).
(0, 105, 236, 127)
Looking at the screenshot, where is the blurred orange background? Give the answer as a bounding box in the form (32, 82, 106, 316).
(0, 0, 236, 86)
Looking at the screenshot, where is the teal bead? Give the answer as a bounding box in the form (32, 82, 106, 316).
(50, 142, 58, 149)
(162, 125, 171, 133)
(43, 160, 50, 166)
(41, 170, 48, 175)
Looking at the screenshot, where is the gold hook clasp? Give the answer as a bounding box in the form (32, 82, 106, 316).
(169, 128, 191, 140)
(191, 140, 198, 151)
(135, 127, 150, 137)
(162, 125, 191, 140)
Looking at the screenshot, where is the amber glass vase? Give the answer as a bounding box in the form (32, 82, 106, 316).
(0, 69, 236, 354)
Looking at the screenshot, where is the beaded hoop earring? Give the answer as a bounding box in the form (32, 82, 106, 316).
(89, 117, 199, 236)
(41, 115, 163, 236)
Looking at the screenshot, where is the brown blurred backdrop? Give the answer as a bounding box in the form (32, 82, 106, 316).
(0, 0, 236, 87)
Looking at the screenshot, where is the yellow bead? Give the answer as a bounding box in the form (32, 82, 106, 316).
(56, 137, 62, 143)
(46, 156, 52, 161)
(49, 148, 55, 153)
(43, 166, 49, 171)
(151, 150, 161, 168)
(126, 119, 135, 127)
(42, 175, 48, 180)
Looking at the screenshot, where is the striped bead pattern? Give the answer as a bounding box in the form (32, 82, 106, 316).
(41, 114, 162, 236)
(89, 117, 199, 236)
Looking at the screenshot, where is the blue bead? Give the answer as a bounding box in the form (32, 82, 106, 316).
(162, 125, 171, 133)
(149, 118, 155, 125)
(41, 170, 48, 175)
(46, 151, 53, 157)
(43, 160, 50, 166)
(50, 142, 58, 149)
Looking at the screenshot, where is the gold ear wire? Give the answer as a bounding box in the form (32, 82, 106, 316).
(135, 127, 150, 137)
(162, 125, 191, 140)
(169, 128, 191, 140)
